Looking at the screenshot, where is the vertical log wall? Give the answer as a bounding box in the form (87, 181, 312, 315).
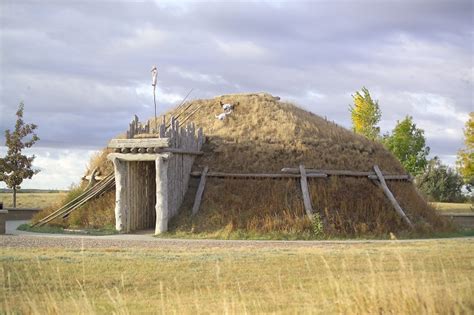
(165, 119, 204, 220)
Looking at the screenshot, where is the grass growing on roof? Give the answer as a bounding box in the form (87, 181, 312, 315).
(167, 93, 451, 235)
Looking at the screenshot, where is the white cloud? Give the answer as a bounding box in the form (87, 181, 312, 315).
(305, 90, 326, 100)
(280, 89, 327, 107)
(135, 83, 183, 104)
(437, 154, 458, 168)
(2, 73, 141, 113)
(417, 119, 464, 140)
(0, 147, 97, 190)
(396, 92, 468, 143)
(111, 26, 168, 52)
(169, 67, 227, 85)
(152, 0, 193, 12)
(215, 39, 267, 59)
(406, 92, 469, 123)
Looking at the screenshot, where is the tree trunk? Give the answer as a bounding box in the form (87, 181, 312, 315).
(13, 187, 17, 208)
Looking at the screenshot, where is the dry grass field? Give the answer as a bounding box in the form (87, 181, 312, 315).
(1, 239, 473, 314)
(431, 202, 473, 213)
(0, 192, 67, 209)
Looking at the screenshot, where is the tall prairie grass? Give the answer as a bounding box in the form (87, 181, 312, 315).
(1, 239, 472, 313)
(169, 176, 453, 239)
(32, 186, 115, 229)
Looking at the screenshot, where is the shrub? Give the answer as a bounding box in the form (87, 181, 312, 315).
(312, 213, 324, 237)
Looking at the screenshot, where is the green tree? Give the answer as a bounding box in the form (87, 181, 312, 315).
(0, 102, 40, 207)
(416, 157, 464, 202)
(349, 87, 382, 141)
(456, 112, 473, 190)
(383, 116, 429, 176)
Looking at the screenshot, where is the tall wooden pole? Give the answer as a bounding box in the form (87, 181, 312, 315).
(151, 65, 158, 131)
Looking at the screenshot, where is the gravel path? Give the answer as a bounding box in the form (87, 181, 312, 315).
(2, 232, 473, 250)
(2, 219, 473, 250)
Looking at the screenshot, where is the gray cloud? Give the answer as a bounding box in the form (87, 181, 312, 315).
(0, 0, 472, 162)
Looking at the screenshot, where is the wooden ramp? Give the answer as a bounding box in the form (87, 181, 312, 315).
(32, 173, 115, 227)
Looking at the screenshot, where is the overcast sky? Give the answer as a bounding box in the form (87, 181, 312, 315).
(0, 0, 472, 189)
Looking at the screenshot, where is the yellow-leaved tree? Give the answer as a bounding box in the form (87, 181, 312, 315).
(349, 87, 381, 141)
(456, 112, 473, 190)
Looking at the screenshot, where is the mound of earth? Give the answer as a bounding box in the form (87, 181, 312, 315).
(183, 93, 402, 173)
(38, 93, 451, 237)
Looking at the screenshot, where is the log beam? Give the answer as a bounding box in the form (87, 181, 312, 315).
(112, 158, 128, 232)
(281, 167, 412, 181)
(190, 171, 327, 179)
(299, 165, 314, 218)
(155, 154, 170, 234)
(373, 165, 414, 229)
(192, 166, 209, 216)
(108, 138, 170, 149)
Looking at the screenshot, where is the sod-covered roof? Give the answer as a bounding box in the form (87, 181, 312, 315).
(170, 93, 405, 174)
(159, 93, 449, 237)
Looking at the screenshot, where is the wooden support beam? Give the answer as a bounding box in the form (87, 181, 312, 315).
(281, 167, 412, 181)
(133, 134, 161, 139)
(33, 173, 115, 227)
(299, 165, 314, 218)
(108, 138, 170, 149)
(108, 151, 203, 162)
(192, 166, 209, 216)
(367, 174, 412, 181)
(155, 154, 170, 234)
(109, 153, 160, 161)
(283, 167, 371, 176)
(180, 104, 203, 126)
(373, 165, 414, 229)
(190, 171, 327, 179)
(162, 148, 204, 155)
(188, 169, 410, 182)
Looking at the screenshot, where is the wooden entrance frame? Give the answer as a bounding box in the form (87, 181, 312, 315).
(108, 116, 204, 234)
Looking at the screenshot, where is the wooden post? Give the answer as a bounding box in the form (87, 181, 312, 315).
(155, 154, 170, 234)
(112, 157, 128, 232)
(299, 165, 314, 218)
(126, 161, 132, 232)
(159, 122, 166, 138)
(192, 166, 209, 216)
(373, 165, 414, 229)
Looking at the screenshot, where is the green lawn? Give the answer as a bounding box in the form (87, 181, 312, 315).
(1, 239, 473, 313)
(0, 192, 67, 209)
(431, 202, 473, 213)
